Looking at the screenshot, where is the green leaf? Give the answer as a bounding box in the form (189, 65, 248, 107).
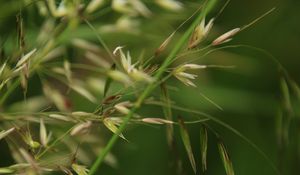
(200, 125, 208, 171)
(178, 118, 196, 174)
(218, 140, 235, 175)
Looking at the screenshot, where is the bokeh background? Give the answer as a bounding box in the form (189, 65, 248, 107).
(0, 0, 299, 175)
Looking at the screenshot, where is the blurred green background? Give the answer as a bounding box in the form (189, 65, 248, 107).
(0, 0, 299, 175)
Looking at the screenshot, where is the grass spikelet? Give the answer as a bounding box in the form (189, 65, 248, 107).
(86, 0, 106, 13)
(72, 163, 89, 175)
(188, 18, 214, 49)
(218, 140, 235, 175)
(103, 118, 127, 141)
(0, 167, 14, 174)
(64, 59, 72, 84)
(71, 82, 97, 103)
(114, 101, 132, 115)
(155, 0, 183, 11)
(0, 61, 6, 77)
(160, 84, 174, 147)
(43, 84, 70, 111)
(290, 80, 300, 100)
(212, 28, 240, 46)
(40, 119, 48, 146)
(71, 121, 92, 136)
(49, 114, 75, 122)
(141, 118, 174, 124)
(16, 48, 37, 68)
(0, 127, 15, 140)
(155, 32, 175, 56)
(200, 125, 208, 171)
(178, 117, 196, 174)
(107, 70, 132, 85)
(280, 77, 292, 113)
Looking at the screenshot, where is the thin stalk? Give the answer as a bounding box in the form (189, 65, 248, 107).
(88, 0, 219, 174)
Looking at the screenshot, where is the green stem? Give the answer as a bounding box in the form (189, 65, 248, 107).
(88, 0, 219, 174)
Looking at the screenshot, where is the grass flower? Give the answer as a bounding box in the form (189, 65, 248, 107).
(114, 46, 154, 83)
(189, 18, 214, 49)
(173, 64, 207, 87)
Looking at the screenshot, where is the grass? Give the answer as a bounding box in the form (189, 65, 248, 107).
(0, 0, 299, 175)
